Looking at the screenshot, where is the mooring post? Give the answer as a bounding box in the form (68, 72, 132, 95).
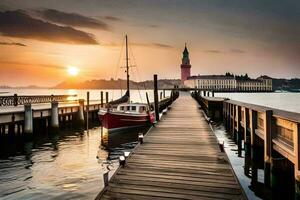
(160, 92, 162, 100)
(106, 92, 109, 104)
(100, 91, 103, 108)
(163, 90, 165, 98)
(203, 91, 206, 97)
(153, 74, 159, 122)
(50, 101, 59, 132)
(78, 99, 85, 128)
(24, 104, 33, 134)
(212, 91, 215, 97)
(86, 92, 90, 131)
(264, 110, 273, 188)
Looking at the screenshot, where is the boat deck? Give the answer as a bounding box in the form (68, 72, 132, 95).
(98, 92, 245, 200)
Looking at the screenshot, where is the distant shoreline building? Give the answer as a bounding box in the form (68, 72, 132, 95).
(180, 45, 273, 92)
(180, 44, 191, 85)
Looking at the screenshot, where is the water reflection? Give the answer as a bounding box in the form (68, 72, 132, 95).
(0, 123, 151, 199)
(101, 126, 150, 150)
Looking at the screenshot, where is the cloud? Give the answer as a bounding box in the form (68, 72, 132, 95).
(203, 50, 222, 54)
(148, 24, 159, 28)
(0, 10, 98, 44)
(132, 42, 173, 49)
(152, 43, 173, 49)
(36, 9, 110, 30)
(102, 41, 173, 49)
(0, 61, 65, 69)
(0, 42, 26, 46)
(103, 16, 122, 22)
(230, 49, 245, 53)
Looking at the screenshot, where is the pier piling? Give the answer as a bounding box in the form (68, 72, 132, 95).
(100, 91, 103, 107)
(78, 99, 85, 129)
(50, 101, 59, 132)
(237, 106, 242, 157)
(86, 92, 90, 131)
(153, 74, 159, 122)
(264, 110, 273, 188)
(105, 92, 109, 104)
(24, 104, 33, 134)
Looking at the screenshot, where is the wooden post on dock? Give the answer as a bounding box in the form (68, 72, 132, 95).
(78, 99, 85, 129)
(50, 101, 59, 132)
(231, 105, 236, 140)
(237, 106, 242, 157)
(244, 108, 251, 175)
(24, 104, 33, 134)
(163, 90, 165, 98)
(264, 110, 273, 188)
(160, 92, 162, 100)
(212, 91, 215, 97)
(153, 74, 159, 122)
(250, 109, 258, 187)
(100, 91, 103, 108)
(86, 92, 90, 131)
(294, 124, 300, 199)
(106, 92, 109, 104)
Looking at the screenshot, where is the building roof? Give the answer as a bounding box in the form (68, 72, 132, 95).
(258, 75, 273, 80)
(187, 75, 235, 80)
(237, 79, 264, 83)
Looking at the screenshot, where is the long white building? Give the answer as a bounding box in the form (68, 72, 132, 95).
(184, 75, 273, 92)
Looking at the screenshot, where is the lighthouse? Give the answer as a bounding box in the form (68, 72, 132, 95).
(180, 44, 191, 85)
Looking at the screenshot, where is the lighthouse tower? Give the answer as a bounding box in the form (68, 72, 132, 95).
(180, 44, 191, 85)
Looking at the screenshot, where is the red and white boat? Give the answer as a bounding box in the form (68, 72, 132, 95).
(98, 35, 155, 132)
(99, 103, 155, 131)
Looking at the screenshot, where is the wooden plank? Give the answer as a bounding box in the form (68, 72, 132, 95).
(98, 92, 245, 200)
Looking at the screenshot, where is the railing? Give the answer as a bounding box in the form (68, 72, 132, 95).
(0, 94, 77, 107)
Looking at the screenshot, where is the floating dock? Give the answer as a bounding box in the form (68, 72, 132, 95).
(98, 92, 244, 200)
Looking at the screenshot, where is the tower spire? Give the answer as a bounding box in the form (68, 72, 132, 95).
(180, 43, 191, 85)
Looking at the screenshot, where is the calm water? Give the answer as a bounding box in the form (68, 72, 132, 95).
(215, 92, 300, 113)
(0, 89, 156, 200)
(0, 89, 298, 199)
(0, 126, 151, 200)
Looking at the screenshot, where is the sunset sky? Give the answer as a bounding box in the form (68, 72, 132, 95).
(0, 0, 299, 87)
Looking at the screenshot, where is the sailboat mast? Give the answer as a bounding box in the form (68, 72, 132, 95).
(125, 35, 130, 96)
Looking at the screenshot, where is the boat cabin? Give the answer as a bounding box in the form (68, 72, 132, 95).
(117, 103, 148, 113)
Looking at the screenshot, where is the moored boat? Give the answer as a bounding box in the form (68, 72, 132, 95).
(98, 35, 155, 132)
(99, 103, 155, 131)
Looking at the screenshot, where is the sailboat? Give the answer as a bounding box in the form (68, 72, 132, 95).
(98, 35, 155, 132)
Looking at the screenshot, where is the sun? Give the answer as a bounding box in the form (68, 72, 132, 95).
(67, 66, 79, 76)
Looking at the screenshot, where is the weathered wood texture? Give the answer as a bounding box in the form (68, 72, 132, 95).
(100, 92, 245, 200)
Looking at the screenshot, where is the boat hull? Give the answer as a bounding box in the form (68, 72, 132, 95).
(99, 111, 154, 131)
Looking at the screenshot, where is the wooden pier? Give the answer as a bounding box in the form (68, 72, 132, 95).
(98, 92, 244, 200)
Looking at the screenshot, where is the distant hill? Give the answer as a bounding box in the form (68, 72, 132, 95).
(272, 78, 300, 91)
(54, 78, 181, 89)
